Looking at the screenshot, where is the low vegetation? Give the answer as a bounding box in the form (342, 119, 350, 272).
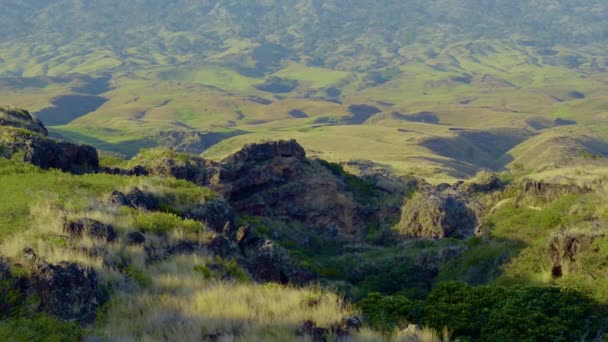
(3, 111, 608, 340)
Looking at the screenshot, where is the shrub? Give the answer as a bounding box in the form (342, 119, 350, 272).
(357, 293, 423, 332)
(424, 282, 598, 341)
(125, 265, 151, 287)
(134, 211, 205, 233)
(0, 314, 82, 342)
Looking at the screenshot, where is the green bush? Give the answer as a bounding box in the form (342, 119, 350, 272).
(358, 282, 601, 341)
(134, 211, 205, 233)
(354, 259, 434, 300)
(424, 282, 598, 341)
(0, 280, 25, 319)
(0, 314, 82, 342)
(193, 264, 213, 278)
(357, 293, 423, 332)
(124, 265, 151, 287)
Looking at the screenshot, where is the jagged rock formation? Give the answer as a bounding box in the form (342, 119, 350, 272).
(548, 231, 602, 278)
(0, 256, 103, 324)
(212, 139, 367, 237)
(130, 139, 380, 238)
(33, 261, 102, 324)
(0, 107, 98, 173)
(394, 172, 504, 239)
(519, 181, 592, 203)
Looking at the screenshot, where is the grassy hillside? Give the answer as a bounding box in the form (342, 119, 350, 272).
(2, 2, 608, 181)
(3, 40, 608, 182)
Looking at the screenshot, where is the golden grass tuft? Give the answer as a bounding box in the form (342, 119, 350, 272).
(99, 255, 356, 341)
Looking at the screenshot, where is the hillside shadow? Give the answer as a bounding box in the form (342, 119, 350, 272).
(35, 94, 108, 126)
(420, 129, 532, 171)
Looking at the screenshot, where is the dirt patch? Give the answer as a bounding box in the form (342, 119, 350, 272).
(421, 128, 534, 170)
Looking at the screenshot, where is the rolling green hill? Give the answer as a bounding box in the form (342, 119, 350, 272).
(2, 1, 608, 181)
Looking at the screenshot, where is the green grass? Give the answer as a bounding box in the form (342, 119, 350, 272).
(152, 65, 264, 93)
(0, 157, 214, 242)
(272, 62, 350, 89)
(131, 210, 205, 233)
(0, 159, 131, 241)
(4, 37, 608, 182)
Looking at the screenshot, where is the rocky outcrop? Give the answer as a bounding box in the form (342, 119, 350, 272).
(63, 218, 117, 243)
(110, 188, 159, 211)
(297, 320, 329, 342)
(548, 231, 602, 278)
(457, 171, 500, 194)
(397, 188, 477, 239)
(519, 181, 591, 202)
(0, 108, 99, 173)
(126, 231, 146, 245)
(237, 227, 315, 285)
(1, 255, 103, 325)
(0, 108, 48, 135)
(296, 317, 361, 342)
(185, 199, 236, 236)
(33, 261, 102, 324)
(213, 140, 367, 238)
(130, 150, 215, 186)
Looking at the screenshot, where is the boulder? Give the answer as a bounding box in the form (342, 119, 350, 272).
(111, 188, 158, 211)
(397, 189, 477, 239)
(167, 240, 206, 256)
(63, 219, 117, 243)
(33, 262, 102, 324)
(188, 199, 236, 235)
(341, 316, 362, 332)
(246, 240, 315, 285)
(207, 236, 237, 258)
(296, 320, 329, 342)
(126, 231, 146, 246)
